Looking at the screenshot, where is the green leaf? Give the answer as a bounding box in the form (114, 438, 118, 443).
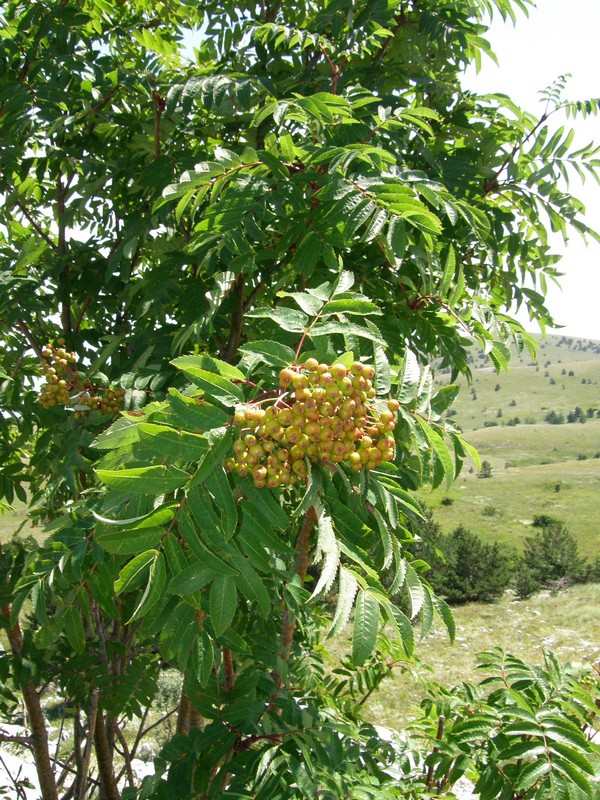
(309, 320, 385, 345)
(244, 485, 290, 531)
(96, 526, 164, 555)
(168, 389, 230, 431)
(189, 428, 233, 486)
(352, 591, 380, 666)
(432, 595, 455, 643)
(320, 298, 382, 316)
(514, 760, 551, 793)
(137, 424, 208, 461)
(328, 567, 358, 637)
(170, 361, 244, 406)
(92, 417, 141, 450)
(241, 504, 293, 553)
(309, 512, 339, 600)
(96, 465, 189, 494)
(246, 306, 309, 332)
(229, 554, 271, 617)
(63, 605, 86, 653)
(397, 349, 421, 403)
(418, 419, 455, 488)
(239, 340, 296, 367)
(210, 575, 237, 636)
(115, 550, 157, 595)
(405, 562, 424, 618)
(168, 563, 214, 595)
(171, 354, 245, 382)
(205, 467, 237, 539)
(129, 552, 166, 623)
(178, 508, 238, 575)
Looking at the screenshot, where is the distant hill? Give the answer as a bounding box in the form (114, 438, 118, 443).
(424, 335, 600, 558)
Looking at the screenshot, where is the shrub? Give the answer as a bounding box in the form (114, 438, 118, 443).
(427, 526, 515, 603)
(479, 460, 492, 478)
(513, 562, 541, 600)
(522, 518, 586, 587)
(545, 410, 564, 424)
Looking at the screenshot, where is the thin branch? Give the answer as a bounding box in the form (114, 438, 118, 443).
(153, 90, 165, 159)
(15, 319, 44, 359)
(15, 201, 59, 253)
(73, 297, 91, 334)
(223, 275, 245, 363)
(373, 10, 415, 68)
(76, 690, 98, 800)
(111, 718, 134, 789)
(0, 731, 32, 744)
(89, 85, 120, 117)
(278, 505, 317, 674)
(223, 648, 235, 692)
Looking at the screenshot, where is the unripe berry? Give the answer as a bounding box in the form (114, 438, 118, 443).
(303, 357, 319, 371)
(349, 451, 362, 469)
(330, 363, 347, 380)
(292, 374, 309, 390)
(248, 444, 265, 460)
(303, 421, 320, 439)
(234, 409, 246, 426)
(279, 367, 295, 388)
(252, 465, 267, 481)
(277, 408, 294, 427)
(388, 399, 400, 412)
(290, 444, 306, 460)
(340, 377, 354, 395)
(325, 384, 341, 402)
(284, 426, 302, 445)
(292, 459, 308, 477)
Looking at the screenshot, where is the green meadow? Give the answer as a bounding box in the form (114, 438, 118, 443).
(427, 334, 600, 557)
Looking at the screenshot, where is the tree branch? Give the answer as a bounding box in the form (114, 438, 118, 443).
(278, 505, 317, 669)
(15, 201, 59, 253)
(1, 608, 58, 800)
(76, 690, 98, 800)
(16, 319, 44, 359)
(223, 275, 245, 363)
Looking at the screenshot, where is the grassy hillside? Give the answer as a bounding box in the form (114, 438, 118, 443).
(354, 583, 600, 730)
(427, 334, 600, 557)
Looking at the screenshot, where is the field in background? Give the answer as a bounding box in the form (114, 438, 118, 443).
(426, 334, 600, 557)
(329, 583, 600, 730)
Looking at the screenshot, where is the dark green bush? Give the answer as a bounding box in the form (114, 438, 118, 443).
(427, 525, 516, 603)
(522, 518, 586, 587)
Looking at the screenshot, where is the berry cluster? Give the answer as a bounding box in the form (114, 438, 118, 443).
(225, 359, 399, 489)
(74, 387, 126, 418)
(38, 343, 124, 417)
(39, 343, 79, 409)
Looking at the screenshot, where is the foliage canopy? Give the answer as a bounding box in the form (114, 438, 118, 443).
(1, 1, 599, 798)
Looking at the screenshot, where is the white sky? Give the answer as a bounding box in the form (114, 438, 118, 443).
(463, 0, 600, 340)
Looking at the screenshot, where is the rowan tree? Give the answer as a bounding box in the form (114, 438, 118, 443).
(1, 1, 599, 798)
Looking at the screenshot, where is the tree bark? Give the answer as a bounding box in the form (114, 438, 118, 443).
(0, 602, 58, 800)
(94, 713, 121, 800)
